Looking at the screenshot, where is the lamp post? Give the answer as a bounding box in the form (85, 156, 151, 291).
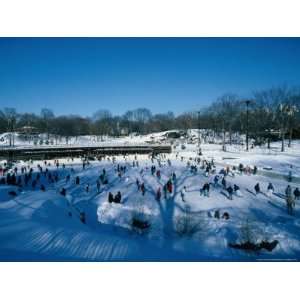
(198, 111, 202, 155)
(246, 100, 251, 151)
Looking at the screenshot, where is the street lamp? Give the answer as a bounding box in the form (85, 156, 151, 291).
(198, 111, 202, 155)
(245, 100, 251, 151)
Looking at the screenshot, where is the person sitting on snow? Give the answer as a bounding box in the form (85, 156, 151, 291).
(233, 184, 242, 197)
(222, 212, 230, 220)
(227, 186, 233, 200)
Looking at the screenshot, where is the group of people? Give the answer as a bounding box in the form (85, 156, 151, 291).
(0, 160, 64, 192)
(108, 191, 122, 204)
(1, 152, 300, 220)
(253, 182, 299, 214)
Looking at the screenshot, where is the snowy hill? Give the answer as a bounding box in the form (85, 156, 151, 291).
(1, 147, 300, 261)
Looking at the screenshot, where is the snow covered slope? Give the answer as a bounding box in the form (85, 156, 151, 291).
(1, 148, 300, 261)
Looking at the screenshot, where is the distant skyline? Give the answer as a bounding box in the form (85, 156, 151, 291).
(0, 37, 300, 117)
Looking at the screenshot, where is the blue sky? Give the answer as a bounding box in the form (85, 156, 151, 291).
(0, 38, 300, 117)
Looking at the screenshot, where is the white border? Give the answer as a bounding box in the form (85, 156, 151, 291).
(0, 0, 299, 37)
(0, 1, 299, 299)
(0, 263, 299, 300)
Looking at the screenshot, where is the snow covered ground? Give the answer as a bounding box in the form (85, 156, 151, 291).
(0, 136, 300, 261)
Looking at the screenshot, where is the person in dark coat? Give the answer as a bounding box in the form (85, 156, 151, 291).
(80, 212, 86, 224)
(201, 183, 210, 197)
(96, 180, 101, 193)
(227, 186, 233, 200)
(213, 175, 219, 187)
(108, 192, 114, 203)
(254, 183, 260, 195)
(214, 210, 220, 219)
(267, 183, 274, 196)
(141, 183, 146, 196)
(294, 187, 300, 201)
(115, 191, 122, 203)
(156, 187, 161, 201)
(233, 184, 239, 192)
(222, 212, 230, 220)
(136, 179, 140, 190)
(253, 165, 257, 175)
(60, 188, 66, 196)
(221, 177, 226, 189)
(163, 184, 167, 199)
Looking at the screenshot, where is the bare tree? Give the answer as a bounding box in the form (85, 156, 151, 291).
(3, 107, 17, 146)
(40, 108, 54, 140)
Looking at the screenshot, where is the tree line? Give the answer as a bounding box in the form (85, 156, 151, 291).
(1, 86, 300, 150)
